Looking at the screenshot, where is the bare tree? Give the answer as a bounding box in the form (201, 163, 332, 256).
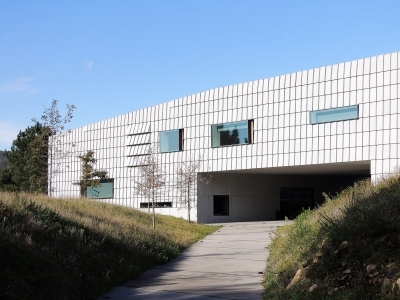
(134, 148, 166, 229)
(32, 99, 76, 196)
(175, 157, 212, 223)
(73, 150, 108, 197)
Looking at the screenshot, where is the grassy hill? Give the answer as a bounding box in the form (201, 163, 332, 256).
(264, 175, 400, 299)
(0, 192, 219, 300)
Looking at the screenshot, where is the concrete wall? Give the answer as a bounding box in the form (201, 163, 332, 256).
(197, 173, 362, 223)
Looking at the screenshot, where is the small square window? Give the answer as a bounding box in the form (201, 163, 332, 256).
(213, 195, 229, 216)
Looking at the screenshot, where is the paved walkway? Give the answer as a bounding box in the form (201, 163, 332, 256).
(98, 221, 291, 300)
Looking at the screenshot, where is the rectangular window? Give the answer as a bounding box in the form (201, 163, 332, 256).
(310, 105, 359, 125)
(211, 120, 253, 147)
(213, 195, 229, 216)
(85, 179, 114, 199)
(160, 129, 183, 153)
(140, 202, 172, 208)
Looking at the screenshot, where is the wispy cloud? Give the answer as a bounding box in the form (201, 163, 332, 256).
(86, 61, 94, 70)
(0, 77, 40, 95)
(0, 121, 23, 150)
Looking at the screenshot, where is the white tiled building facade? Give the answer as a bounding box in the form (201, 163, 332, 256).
(53, 52, 399, 223)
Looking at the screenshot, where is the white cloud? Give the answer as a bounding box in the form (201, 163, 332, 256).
(0, 77, 40, 95)
(86, 61, 94, 70)
(0, 121, 23, 150)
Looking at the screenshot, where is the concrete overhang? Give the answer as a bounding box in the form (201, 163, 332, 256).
(211, 161, 371, 176)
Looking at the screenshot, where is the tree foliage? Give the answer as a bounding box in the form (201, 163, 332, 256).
(2, 123, 49, 193)
(73, 150, 108, 197)
(134, 148, 166, 229)
(32, 99, 76, 196)
(0, 167, 17, 191)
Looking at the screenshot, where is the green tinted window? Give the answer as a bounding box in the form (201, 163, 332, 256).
(160, 129, 183, 152)
(310, 105, 359, 124)
(86, 179, 114, 199)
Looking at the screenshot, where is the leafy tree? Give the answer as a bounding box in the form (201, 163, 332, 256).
(134, 147, 166, 229)
(0, 167, 17, 191)
(3, 123, 48, 193)
(32, 99, 76, 196)
(73, 150, 108, 197)
(175, 157, 212, 223)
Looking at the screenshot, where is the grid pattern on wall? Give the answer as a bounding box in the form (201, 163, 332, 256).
(52, 52, 400, 220)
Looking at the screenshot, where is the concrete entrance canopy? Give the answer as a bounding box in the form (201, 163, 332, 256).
(218, 160, 371, 175)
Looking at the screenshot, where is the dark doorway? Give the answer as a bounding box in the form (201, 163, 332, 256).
(213, 195, 229, 216)
(279, 188, 314, 220)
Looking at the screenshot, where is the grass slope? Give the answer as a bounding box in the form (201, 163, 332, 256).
(0, 192, 219, 300)
(264, 175, 400, 300)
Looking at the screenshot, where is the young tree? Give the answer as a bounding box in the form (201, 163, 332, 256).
(32, 99, 76, 196)
(175, 157, 212, 223)
(73, 150, 108, 197)
(4, 123, 48, 193)
(134, 148, 166, 229)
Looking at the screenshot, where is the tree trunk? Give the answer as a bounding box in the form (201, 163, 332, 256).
(152, 188, 155, 229)
(152, 207, 155, 229)
(187, 184, 190, 223)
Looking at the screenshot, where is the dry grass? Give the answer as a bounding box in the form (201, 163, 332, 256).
(0, 191, 219, 300)
(264, 175, 400, 299)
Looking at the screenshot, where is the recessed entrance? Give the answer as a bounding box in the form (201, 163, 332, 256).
(279, 188, 314, 220)
(197, 161, 370, 223)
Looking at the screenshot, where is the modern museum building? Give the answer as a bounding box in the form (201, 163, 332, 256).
(53, 51, 400, 223)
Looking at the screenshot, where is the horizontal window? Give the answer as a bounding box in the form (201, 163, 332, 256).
(140, 202, 172, 208)
(211, 120, 253, 147)
(160, 129, 183, 153)
(85, 179, 114, 199)
(310, 105, 359, 125)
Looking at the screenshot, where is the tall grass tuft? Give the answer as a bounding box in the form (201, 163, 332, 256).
(0, 192, 219, 300)
(264, 175, 400, 299)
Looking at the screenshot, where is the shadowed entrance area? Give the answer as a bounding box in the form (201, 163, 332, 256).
(98, 221, 291, 300)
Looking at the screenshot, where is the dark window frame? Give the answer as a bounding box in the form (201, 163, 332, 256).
(159, 129, 184, 153)
(140, 201, 172, 208)
(211, 119, 254, 148)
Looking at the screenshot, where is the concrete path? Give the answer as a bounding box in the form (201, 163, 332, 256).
(98, 221, 291, 300)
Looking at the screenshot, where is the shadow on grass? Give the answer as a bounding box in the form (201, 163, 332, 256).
(0, 193, 216, 300)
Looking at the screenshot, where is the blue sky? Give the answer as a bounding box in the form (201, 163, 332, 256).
(1, 1, 400, 150)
